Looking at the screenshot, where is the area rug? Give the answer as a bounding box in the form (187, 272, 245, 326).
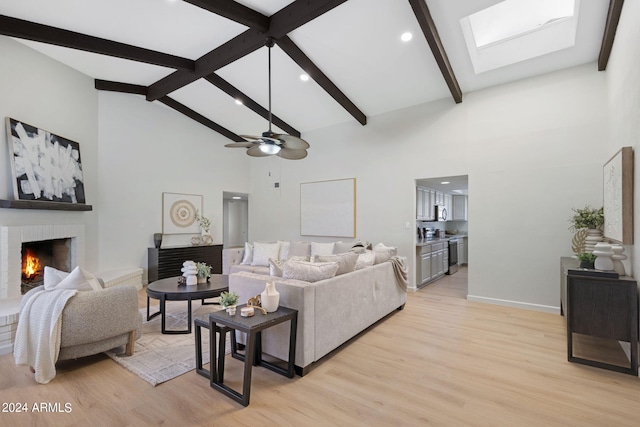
(105, 300, 228, 386)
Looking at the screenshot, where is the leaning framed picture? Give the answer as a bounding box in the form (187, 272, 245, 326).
(603, 147, 633, 244)
(162, 192, 202, 234)
(5, 117, 86, 204)
(300, 178, 356, 237)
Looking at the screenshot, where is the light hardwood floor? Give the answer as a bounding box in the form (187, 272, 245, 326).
(1, 267, 639, 426)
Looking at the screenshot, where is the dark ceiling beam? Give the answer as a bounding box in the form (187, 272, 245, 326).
(277, 36, 367, 126)
(598, 0, 625, 71)
(0, 15, 194, 71)
(158, 97, 245, 142)
(407, 0, 462, 104)
(146, 0, 349, 101)
(181, 0, 269, 32)
(95, 79, 147, 96)
(204, 73, 301, 137)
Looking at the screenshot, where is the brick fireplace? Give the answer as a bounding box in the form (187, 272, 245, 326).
(0, 224, 85, 354)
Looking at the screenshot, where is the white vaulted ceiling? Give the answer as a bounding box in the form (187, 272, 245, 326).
(0, 0, 612, 140)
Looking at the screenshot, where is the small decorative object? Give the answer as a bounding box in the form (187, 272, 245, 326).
(593, 242, 614, 271)
(610, 244, 627, 276)
(220, 291, 239, 314)
(571, 229, 587, 254)
(177, 276, 186, 285)
(569, 206, 604, 253)
(181, 260, 198, 286)
(261, 281, 280, 313)
(576, 252, 596, 269)
(191, 236, 201, 246)
(153, 233, 163, 249)
(196, 210, 214, 245)
(196, 262, 211, 284)
(240, 307, 255, 317)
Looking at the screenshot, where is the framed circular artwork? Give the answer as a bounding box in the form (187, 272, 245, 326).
(162, 192, 202, 234)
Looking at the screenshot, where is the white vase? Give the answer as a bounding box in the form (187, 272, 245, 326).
(201, 229, 213, 246)
(583, 229, 603, 253)
(611, 245, 627, 276)
(593, 242, 614, 271)
(186, 274, 197, 286)
(261, 281, 280, 313)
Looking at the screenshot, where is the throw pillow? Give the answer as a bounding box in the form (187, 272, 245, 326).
(288, 241, 311, 258)
(278, 241, 290, 261)
(314, 252, 358, 276)
(333, 241, 354, 254)
(311, 242, 335, 257)
(355, 250, 376, 270)
(269, 258, 284, 277)
(282, 260, 339, 283)
(373, 243, 398, 264)
(252, 242, 280, 266)
(241, 242, 254, 265)
(44, 266, 102, 291)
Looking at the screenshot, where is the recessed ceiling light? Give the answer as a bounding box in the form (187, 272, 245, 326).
(300, 74, 310, 81)
(235, 99, 243, 105)
(401, 32, 413, 42)
(441, 181, 450, 184)
(232, 196, 242, 200)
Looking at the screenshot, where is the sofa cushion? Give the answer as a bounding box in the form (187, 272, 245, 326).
(44, 266, 102, 291)
(333, 241, 354, 254)
(283, 260, 339, 283)
(311, 242, 335, 257)
(278, 241, 290, 261)
(355, 250, 376, 270)
(241, 242, 253, 265)
(314, 252, 358, 276)
(373, 243, 398, 264)
(289, 241, 311, 258)
(269, 258, 284, 277)
(252, 242, 280, 266)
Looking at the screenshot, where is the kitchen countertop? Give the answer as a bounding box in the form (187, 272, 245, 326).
(416, 235, 467, 247)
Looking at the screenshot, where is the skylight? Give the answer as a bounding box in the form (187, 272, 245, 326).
(469, 0, 576, 48)
(460, 0, 580, 74)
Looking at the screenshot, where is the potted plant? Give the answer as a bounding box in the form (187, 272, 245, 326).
(219, 291, 239, 315)
(577, 252, 597, 269)
(196, 262, 211, 284)
(568, 205, 604, 232)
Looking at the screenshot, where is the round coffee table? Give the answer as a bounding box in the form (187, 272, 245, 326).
(146, 274, 229, 334)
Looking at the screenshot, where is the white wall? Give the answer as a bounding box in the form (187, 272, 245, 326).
(97, 92, 251, 277)
(248, 63, 609, 312)
(0, 37, 100, 271)
(605, 0, 640, 278)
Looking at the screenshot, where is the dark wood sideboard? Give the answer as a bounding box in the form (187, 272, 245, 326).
(566, 268, 638, 375)
(148, 245, 222, 283)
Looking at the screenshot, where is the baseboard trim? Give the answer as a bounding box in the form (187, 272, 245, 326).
(467, 295, 560, 314)
(0, 342, 13, 356)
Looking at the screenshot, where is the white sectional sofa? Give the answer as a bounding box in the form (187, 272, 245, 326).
(223, 241, 407, 375)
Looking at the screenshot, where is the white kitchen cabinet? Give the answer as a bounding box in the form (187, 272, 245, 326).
(416, 187, 425, 220)
(421, 252, 432, 284)
(452, 195, 468, 221)
(458, 236, 468, 264)
(444, 194, 453, 221)
(416, 186, 436, 221)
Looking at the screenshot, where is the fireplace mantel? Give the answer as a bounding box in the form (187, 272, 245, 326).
(0, 199, 92, 211)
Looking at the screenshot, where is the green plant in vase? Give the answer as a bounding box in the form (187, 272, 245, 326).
(577, 252, 597, 269)
(220, 291, 239, 308)
(195, 262, 211, 283)
(568, 205, 604, 232)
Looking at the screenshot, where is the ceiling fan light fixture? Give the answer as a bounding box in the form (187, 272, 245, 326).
(259, 142, 281, 155)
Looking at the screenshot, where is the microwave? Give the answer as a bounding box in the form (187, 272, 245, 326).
(435, 205, 448, 221)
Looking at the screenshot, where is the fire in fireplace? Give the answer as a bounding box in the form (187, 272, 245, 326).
(21, 238, 71, 294)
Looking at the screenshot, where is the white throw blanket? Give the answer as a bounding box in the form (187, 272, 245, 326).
(14, 288, 78, 384)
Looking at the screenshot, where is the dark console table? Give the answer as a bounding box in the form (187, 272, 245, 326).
(148, 245, 222, 282)
(566, 269, 638, 375)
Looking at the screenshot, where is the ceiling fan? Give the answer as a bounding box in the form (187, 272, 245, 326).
(225, 38, 310, 160)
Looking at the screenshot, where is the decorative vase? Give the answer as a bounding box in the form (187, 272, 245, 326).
(153, 233, 163, 249)
(201, 229, 213, 246)
(579, 260, 595, 269)
(182, 260, 198, 286)
(226, 305, 236, 316)
(593, 242, 614, 271)
(197, 276, 207, 284)
(611, 244, 627, 276)
(261, 281, 280, 313)
(191, 236, 201, 246)
(583, 229, 603, 253)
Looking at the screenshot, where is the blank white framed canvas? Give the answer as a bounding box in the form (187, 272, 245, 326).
(603, 147, 633, 244)
(300, 178, 356, 237)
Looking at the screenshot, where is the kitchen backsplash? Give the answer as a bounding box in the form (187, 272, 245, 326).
(418, 220, 468, 235)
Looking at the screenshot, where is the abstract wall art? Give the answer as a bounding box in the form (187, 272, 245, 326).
(5, 117, 86, 204)
(603, 147, 633, 244)
(162, 192, 202, 234)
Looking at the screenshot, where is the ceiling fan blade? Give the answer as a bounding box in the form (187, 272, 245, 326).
(239, 135, 263, 141)
(276, 134, 310, 150)
(246, 145, 272, 157)
(277, 148, 308, 160)
(224, 142, 255, 148)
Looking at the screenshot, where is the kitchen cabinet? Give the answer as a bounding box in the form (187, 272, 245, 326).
(416, 186, 435, 221)
(421, 251, 432, 284)
(444, 194, 453, 220)
(417, 241, 449, 286)
(416, 187, 425, 220)
(458, 236, 467, 264)
(452, 195, 467, 221)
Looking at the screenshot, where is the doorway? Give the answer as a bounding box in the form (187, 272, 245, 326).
(222, 192, 248, 249)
